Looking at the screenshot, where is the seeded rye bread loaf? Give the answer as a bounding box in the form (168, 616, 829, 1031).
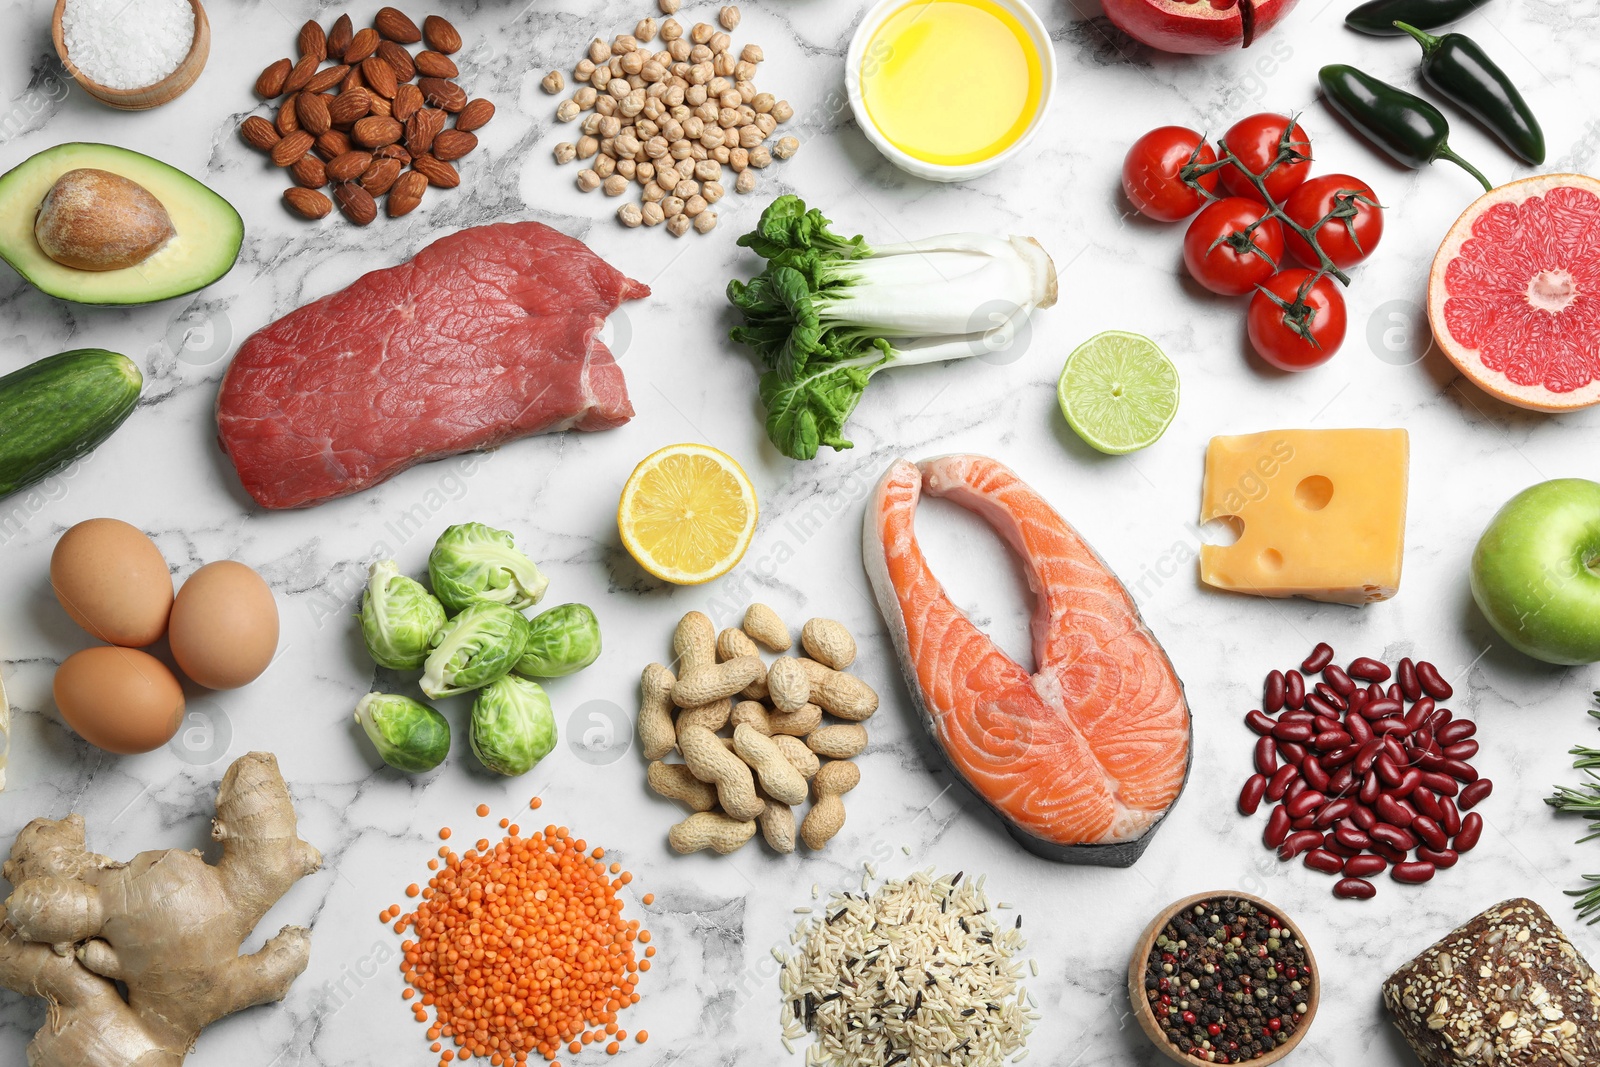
(1382, 898, 1600, 1066)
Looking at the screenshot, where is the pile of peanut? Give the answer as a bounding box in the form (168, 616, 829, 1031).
(641, 606, 874, 855)
(546, 2, 799, 237)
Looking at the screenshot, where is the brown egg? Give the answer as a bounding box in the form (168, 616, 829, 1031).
(51, 518, 173, 647)
(54, 646, 184, 754)
(168, 560, 279, 689)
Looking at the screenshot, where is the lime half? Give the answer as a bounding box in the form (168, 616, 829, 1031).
(1057, 331, 1179, 455)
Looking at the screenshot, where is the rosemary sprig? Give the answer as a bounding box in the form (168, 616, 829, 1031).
(1548, 696, 1600, 922)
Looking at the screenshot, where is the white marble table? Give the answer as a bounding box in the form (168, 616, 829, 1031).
(2, 0, 1599, 1064)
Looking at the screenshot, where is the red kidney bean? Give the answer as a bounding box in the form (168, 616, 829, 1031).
(1255, 736, 1279, 775)
(1347, 714, 1375, 747)
(1355, 740, 1383, 774)
(1239, 774, 1268, 815)
(1285, 777, 1309, 803)
(1287, 790, 1326, 819)
(1264, 669, 1286, 714)
(1412, 815, 1448, 850)
(1349, 688, 1370, 715)
(1301, 757, 1330, 793)
(1387, 682, 1403, 702)
(1305, 693, 1338, 719)
(1439, 795, 1462, 835)
(1454, 812, 1484, 852)
(1403, 696, 1435, 731)
(1359, 698, 1403, 721)
(1410, 730, 1437, 760)
(1313, 683, 1348, 711)
(1265, 764, 1298, 802)
(1368, 683, 1387, 701)
(1323, 747, 1358, 769)
(1279, 741, 1308, 766)
(1304, 849, 1344, 874)
(1437, 719, 1476, 746)
(1392, 861, 1436, 884)
(1274, 721, 1314, 744)
(1374, 718, 1411, 736)
(1372, 840, 1408, 864)
(1264, 805, 1291, 848)
(1279, 829, 1323, 860)
(1290, 813, 1317, 831)
(1417, 846, 1458, 869)
(1398, 657, 1421, 701)
(1375, 754, 1403, 787)
(1459, 779, 1493, 810)
(1325, 838, 1359, 860)
(1396, 797, 1419, 820)
(1313, 730, 1353, 750)
(1324, 664, 1356, 696)
(1417, 751, 1448, 773)
(1416, 660, 1452, 699)
(1343, 854, 1387, 878)
(1358, 773, 1380, 806)
(1371, 822, 1417, 851)
(1302, 643, 1334, 672)
(1412, 787, 1443, 822)
(1443, 740, 1479, 760)
(1427, 708, 1454, 730)
(1351, 804, 1378, 831)
(1312, 714, 1344, 734)
(1334, 825, 1372, 851)
(1315, 797, 1356, 829)
(1376, 794, 1414, 828)
(1285, 669, 1306, 710)
(1381, 735, 1407, 763)
(1437, 758, 1478, 784)
(1419, 771, 1459, 797)
(1348, 656, 1391, 682)
(1334, 877, 1377, 899)
(1393, 767, 1423, 798)
(1279, 710, 1315, 725)
(1245, 709, 1276, 735)
(1328, 766, 1356, 795)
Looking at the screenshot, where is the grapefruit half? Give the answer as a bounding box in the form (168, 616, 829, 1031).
(1428, 173, 1600, 412)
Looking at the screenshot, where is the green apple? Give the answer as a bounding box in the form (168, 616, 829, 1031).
(1470, 478, 1600, 665)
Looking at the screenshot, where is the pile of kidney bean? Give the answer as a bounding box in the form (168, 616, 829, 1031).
(1237, 643, 1492, 900)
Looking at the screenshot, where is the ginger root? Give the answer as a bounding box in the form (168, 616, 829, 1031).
(0, 751, 321, 1067)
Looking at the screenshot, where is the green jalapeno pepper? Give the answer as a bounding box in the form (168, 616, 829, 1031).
(1318, 64, 1493, 191)
(1345, 0, 1492, 34)
(1394, 21, 1544, 164)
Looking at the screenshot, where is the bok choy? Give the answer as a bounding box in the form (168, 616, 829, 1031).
(727, 195, 1057, 460)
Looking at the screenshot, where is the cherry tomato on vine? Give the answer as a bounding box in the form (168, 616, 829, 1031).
(1219, 113, 1313, 203)
(1122, 126, 1222, 222)
(1182, 198, 1286, 297)
(1282, 174, 1384, 270)
(1247, 270, 1348, 371)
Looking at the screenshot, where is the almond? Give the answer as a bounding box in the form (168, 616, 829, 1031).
(296, 91, 332, 135)
(305, 63, 350, 94)
(275, 95, 301, 135)
(271, 131, 315, 167)
(327, 150, 374, 182)
(374, 7, 422, 44)
(361, 56, 398, 99)
(391, 82, 424, 123)
(284, 186, 333, 219)
(455, 98, 495, 133)
(328, 87, 372, 126)
(387, 170, 428, 215)
(431, 128, 477, 162)
(373, 143, 412, 165)
(291, 153, 328, 187)
(283, 54, 319, 93)
(411, 153, 459, 188)
(405, 107, 445, 155)
(379, 41, 415, 83)
(416, 76, 465, 112)
(413, 50, 457, 79)
(360, 156, 404, 196)
(334, 182, 378, 225)
(256, 58, 292, 98)
(341, 64, 366, 94)
(422, 14, 461, 54)
(297, 19, 326, 61)
(368, 94, 393, 119)
(327, 14, 353, 60)
(316, 129, 353, 159)
(344, 27, 380, 64)
(352, 115, 404, 148)
(240, 115, 280, 151)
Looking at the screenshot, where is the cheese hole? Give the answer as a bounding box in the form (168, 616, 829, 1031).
(1295, 475, 1334, 511)
(1259, 548, 1284, 571)
(1198, 515, 1243, 547)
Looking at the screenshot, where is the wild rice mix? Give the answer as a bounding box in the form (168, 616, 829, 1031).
(780, 868, 1038, 1066)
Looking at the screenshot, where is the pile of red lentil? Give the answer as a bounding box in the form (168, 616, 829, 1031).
(382, 798, 656, 1066)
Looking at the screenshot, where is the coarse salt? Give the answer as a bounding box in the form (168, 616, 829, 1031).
(62, 0, 194, 91)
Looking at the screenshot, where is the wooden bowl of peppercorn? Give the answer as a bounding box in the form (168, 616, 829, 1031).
(1128, 892, 1320, 1066)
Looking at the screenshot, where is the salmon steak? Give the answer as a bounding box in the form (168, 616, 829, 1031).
(864, 455, 1191, 866)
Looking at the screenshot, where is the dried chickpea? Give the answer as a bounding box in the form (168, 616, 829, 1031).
(656, 164, 681, 187)
(645, 135, 670, 159)
(581, 112, 604, 135)
(575, 85, 598, 108)
(613, 34, 639, 54)
(728, 146, 749, 171)
(710, 31, 731, 54)
(773, 135, 798, 159)
(577, 135, 599, 158)
(694, 209, 718, 234)
(599, 114, 622, 137)
(665, 84, 685, 106)
(694, 158, 721, 181)
(673, 178, 698, 198)
(717, 106, 740, 128)
(748, 144, 771, 168)
(554, 142, 577, 164)
(718, 89, 742, 108)
(752, 92, 775, 114)
(595, 94, 618, 116)
(709, 75, 731, 96)
(637, 160, 656, 182)
(617, 157, 638, 179)
(738, 124, 764, 149)
(542, 70, 565, 94)
(621, 51, 645, 76)
(741, 43, 763, 64)
(618, 202, 643, 227)
(686, 84, 708, 107)
(606, 76, 630, 100)
(642, 181, 665, 202)
(556, 99, 581, 122)
(602, 174, 629, 196)
(702, 179, 724, 203)
(684, 193, 707, 217)
(637, 200, 662, 226)
(659, 0, 679, 12)
(589, 38, 610, 64)
(690, 142, 708, 161)
(713, 51, 736, 77)
(594, 153, 616, 178)
(636, 16, 658, 41)
(660, 16, 682, 40)
(690, 44, 712, 64)
(772, 99, 794, 122)
(666, 212, 691, 237)
(662, 195, 685, 218)
(719, 5, 740, 29)
(690, 22, 713, 45)
(576, 168, 601, 191)
(736, 77, 756, 102)
(620, 91, 646, 117)
(755, 112, 777, 136)
(598, 137, 616, 158)
(736, 104, 756, 125)
(667, 37, 690, 61)
(670, 139, 693, 160)
(661, 118, 684, 141)
(576, 57, 597, 82)
(615, 132, 643, 157)
(609, 55, 626, 77)
(735, 168, 756, 194)
(713, 144, 731, 163)
(642, 61, 666, 83)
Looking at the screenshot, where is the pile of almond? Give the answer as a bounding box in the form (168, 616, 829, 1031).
(548, 2, 798, 237)
(241, 7, 494, 225)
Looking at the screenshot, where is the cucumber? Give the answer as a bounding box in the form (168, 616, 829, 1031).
(0, 349, 142, 499)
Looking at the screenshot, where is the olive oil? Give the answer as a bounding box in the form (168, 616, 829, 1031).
(860, 0, 1043, 168)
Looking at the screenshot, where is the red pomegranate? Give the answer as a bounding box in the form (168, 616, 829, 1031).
(1103, 0, 1303, 55)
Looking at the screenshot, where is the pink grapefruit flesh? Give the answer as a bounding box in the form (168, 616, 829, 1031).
(1428, 174, 1600, 412)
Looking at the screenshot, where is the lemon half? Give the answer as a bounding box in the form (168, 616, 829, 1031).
(618, 443, 758, 585)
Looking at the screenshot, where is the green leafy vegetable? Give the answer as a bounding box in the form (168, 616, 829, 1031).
(360, 560, 447, 670)
(428, 522, 549, 613)
(355, 692, 451, 773)
(421, 602, 529, 698)
(727, 195, 1058, 460)
(470, 675, 558, 776)
(515, 603, 602, 678)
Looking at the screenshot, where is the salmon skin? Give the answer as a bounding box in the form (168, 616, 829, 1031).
(864, 455, 1191, 867)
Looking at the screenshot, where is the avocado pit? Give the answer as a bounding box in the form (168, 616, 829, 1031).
(35, 168, 175, 271)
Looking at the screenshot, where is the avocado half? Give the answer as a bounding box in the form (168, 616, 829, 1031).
(0, 143, 243, 306)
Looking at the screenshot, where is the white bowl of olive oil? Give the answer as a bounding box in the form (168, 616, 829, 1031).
(846, 0, 1056, 182)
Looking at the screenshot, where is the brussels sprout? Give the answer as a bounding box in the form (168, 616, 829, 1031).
(420, 602, 529, 698)
(360, 560, 448, 670)
(514, 603, 602, 678)
(355, 693, 451, 773)
(470, 675, 558, 776)
(428, 523, 549, 613)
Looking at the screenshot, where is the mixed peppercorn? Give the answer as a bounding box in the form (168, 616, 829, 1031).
(1142, 898, 1313, 1063)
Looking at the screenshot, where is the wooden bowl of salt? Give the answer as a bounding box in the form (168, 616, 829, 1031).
(52, 0, 210, 110)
